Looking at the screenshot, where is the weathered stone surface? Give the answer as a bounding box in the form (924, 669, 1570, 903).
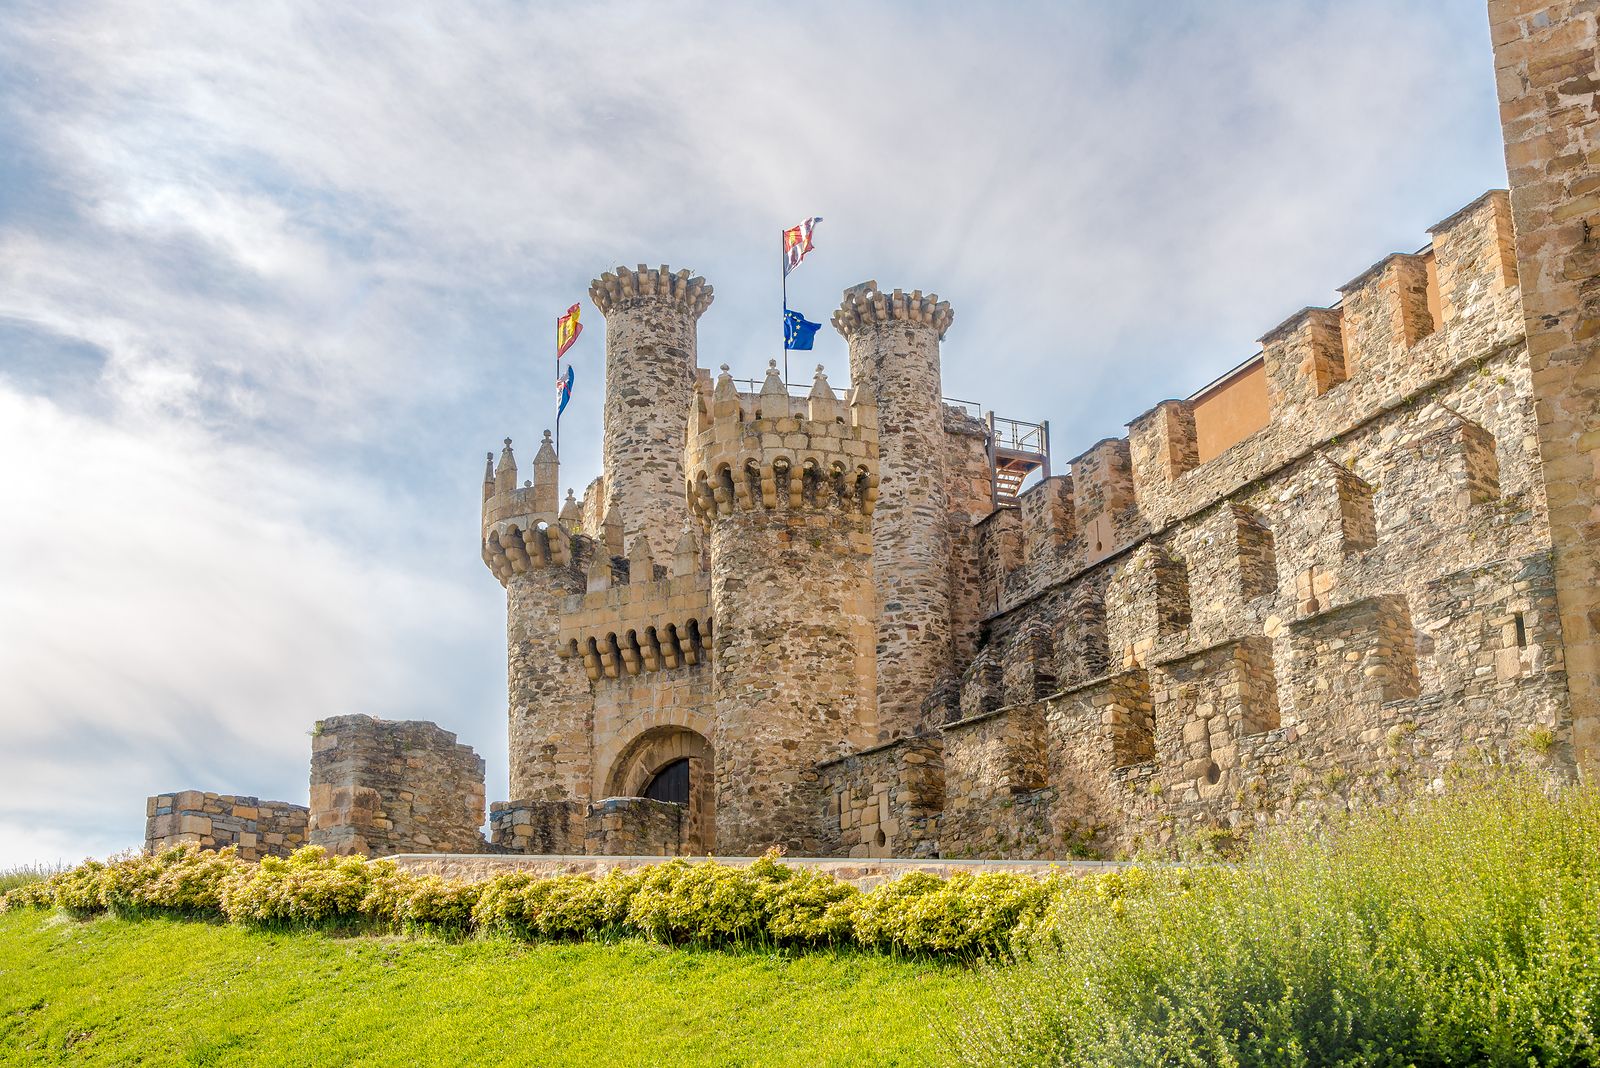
(144, 792, 307, 861)
(308, 715, 487, 857)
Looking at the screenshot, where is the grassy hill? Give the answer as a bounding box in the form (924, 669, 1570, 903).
(0, 911, 974, 1066)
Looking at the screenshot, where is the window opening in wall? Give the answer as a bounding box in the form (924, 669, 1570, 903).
(876, 829, 887, 847)
(1514, 612, 1527, 649)
(642, 758, 690, 806)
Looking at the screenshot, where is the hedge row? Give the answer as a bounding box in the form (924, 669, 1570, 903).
(0, 845, 1080, 959)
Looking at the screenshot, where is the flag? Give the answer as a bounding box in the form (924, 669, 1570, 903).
(784, 308, 821, 351)
(782, 217, 822, 275)
(557, 364, 575, 417)
(556, 303, 583, 358)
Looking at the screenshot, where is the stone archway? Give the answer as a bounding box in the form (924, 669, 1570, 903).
(604, 726, 715, 855)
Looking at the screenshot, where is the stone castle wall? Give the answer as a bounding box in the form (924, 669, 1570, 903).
(591, 265, 712, 562)
(145, 792, 308, 861)
(864, 189, 1577, 857)
(309, 715, 487, 857)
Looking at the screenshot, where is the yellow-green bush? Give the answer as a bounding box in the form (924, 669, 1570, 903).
(2, 844, 1058, 959)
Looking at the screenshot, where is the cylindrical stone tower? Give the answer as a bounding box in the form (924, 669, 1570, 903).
(832, 283, 956, 739)
(481, 437, 593, 810)
(589, 264, 714, 561)
(686, 363, 881, 855)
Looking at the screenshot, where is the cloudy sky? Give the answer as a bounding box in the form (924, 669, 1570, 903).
(0, 1, 1510, 865)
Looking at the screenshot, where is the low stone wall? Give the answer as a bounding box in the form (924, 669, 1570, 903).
(584, 797, 684, 855)
(145, 791, 308, 861)
(489, 799, 585, 854)
(389, 852, 1121, 890)
(309, 715, 488, 857)
(489, 797, 685, 856)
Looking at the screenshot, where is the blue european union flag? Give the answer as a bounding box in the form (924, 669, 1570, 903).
(784, 308, 821, 351)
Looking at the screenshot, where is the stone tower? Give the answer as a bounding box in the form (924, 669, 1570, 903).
(1488, 0, 1600, 774)
(482, 432, 593, 804)
(590, 265, 714, 561)
(833, 283, 957, 739)
(686, 361, 881, 854)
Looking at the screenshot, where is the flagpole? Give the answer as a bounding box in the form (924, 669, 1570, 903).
(781, 228, 789, 385)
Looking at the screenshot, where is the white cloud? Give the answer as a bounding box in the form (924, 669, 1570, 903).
(0, 386, 495, 864)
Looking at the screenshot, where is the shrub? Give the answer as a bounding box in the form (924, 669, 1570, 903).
(398, 875, 481, 935)
(221, 846, 397, 927)
(953, 776, 1600, 1067)
(625, 860, 767, 944)
(99, 845, 247, 915)
(754, 861, 862, 946)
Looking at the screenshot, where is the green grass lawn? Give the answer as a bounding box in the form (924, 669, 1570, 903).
(0, 910, 976, 1067)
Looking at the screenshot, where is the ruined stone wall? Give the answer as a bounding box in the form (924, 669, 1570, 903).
(688, 364, 881, 855)
(1490, 0, 1600, 773)
(591, 265, 712, 561)
(934, 190, 1575, 857)
(836, 284, 956, 739)
(309, 715, 487, 857)
(145, 792, 308, 861)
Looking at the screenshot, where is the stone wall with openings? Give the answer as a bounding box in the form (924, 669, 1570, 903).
(933, 189, 1575, 859)
(145, 792, 308, 861)
(309, 715, 487, 857)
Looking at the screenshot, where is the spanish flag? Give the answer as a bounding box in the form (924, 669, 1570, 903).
(556, 303, 583, 358)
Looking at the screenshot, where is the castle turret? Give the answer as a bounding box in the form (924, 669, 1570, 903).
(480, 431, 593, 807)
(833, 282, 956, 738)
(590, 264, 714, 563)
(686, 362, 880, 854)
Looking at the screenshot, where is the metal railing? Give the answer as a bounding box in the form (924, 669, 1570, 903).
(990, 415, 1049, 456)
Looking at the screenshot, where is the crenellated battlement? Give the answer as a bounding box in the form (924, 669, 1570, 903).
(480, 431, 576, 586)
(976, 189, 1525, 611)
(588, 264, 714, 319)
(831, 280, 955, 341)
(684, 361, 880, 522)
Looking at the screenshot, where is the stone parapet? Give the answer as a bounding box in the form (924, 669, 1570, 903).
(685, 362, 879, 523)
(145, 792, 308, 861)
(831, 280, 955, 341)
(588, 264, 714, 319)
(309, 715, 487, 857)
(557, 571, 713, 679)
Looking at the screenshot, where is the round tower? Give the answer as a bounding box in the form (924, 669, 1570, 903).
(832, 282, 956, 739)
(481, 434, 593, 812)
(589, 264, 714, 562)
(686, 362, 881, 855)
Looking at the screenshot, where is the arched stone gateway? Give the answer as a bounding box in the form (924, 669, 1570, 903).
(604, 726, 715, 855)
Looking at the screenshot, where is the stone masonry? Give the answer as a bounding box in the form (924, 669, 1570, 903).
(145, 792, 307, 861)
(308, 715, 488, 856)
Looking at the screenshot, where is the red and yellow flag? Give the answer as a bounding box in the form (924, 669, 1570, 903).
(556, 303, 583, 357)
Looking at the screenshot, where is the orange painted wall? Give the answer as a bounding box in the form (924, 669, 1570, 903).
(1191, 359, 1270, 464)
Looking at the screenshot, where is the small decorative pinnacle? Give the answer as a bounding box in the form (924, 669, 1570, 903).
(504, 437, 513, 448)
(720, 364, 730, 373)
(542, 430, 553, 443)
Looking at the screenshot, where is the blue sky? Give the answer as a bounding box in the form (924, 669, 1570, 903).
(0, 1, 1510, 865)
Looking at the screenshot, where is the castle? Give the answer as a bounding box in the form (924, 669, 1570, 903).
(145, 1, 1600, 863)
